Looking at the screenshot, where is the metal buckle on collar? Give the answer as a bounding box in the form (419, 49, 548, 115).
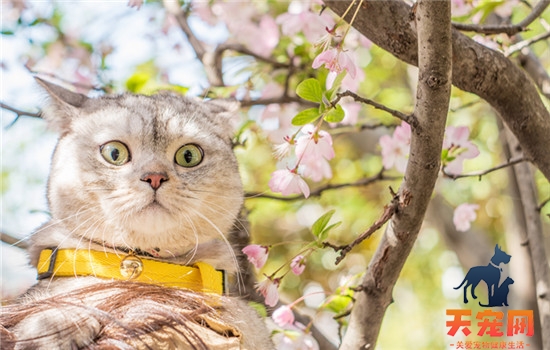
(37, 248, 59, 280)
(220, 269, 227, 295)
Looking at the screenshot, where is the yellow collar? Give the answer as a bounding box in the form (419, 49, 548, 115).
(37, 248, 225, 295)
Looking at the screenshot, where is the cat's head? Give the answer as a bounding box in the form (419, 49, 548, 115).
(36, 78, 243, 261)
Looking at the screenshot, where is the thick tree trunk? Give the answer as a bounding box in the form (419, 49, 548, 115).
(338, 1, 453, 348)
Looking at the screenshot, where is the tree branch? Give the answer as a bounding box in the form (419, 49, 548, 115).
(245, 169, 398, 201)
(337, 1, 452, 348)
(1, 102, 42, 128)
(239, 95, 312, 107)
(505, 30, 550, 56)
(442, 156, 529, 180)
(0, 232, 29, 250)
(214, 43, 291, 70)
(452, 0, 550, 35)
(163, 0, 224, 86)
(333, 90, 417, 127)
(324, 190, 408, 265)
(515, 41, 550, 101)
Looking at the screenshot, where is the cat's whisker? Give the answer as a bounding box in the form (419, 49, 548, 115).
(185, 207, 244, 294)
(185, 196, 250, 237)
(13, 206, 97, 244)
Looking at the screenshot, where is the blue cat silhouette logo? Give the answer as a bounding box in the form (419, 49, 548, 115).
(454, 245, 512, 307)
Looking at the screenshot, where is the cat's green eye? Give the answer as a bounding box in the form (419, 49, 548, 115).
(100, 141, 130, 166)
(175, 144, 203, 168)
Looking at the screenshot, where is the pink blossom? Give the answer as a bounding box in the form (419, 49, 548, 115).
(276, 10, 334, 42)
(290, 256, 306, 276)
(273, 138, 294, 160)
(341, 63, 365, 92)
(312, 48, 357, 79)
(340, 102, 361, 126)
(191, 1, 218, 25)
(453, 203, 480, 232)
(451, 0, 473, 17)
(269, 169, 311, 198)
(300, 158, 332, 182)
(261, 82, 285, 99)
(379, 122, 411, 173)
(272, 305, 295, 327)
(233, 15, 279, 57)
(443, 126, 480, 174)
(256, 278, 280, 307)
(295, 125, 335, 163)
(242, 245, 269, 269)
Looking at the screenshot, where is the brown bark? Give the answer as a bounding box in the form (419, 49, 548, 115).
(338, 1, 453, 348)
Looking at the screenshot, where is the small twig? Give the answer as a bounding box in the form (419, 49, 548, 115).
(239, 96, 316, 107)
(537, 197, 550, 212)
(452, 0, 550, 36)
(30, 70, 108, 92)
(452, 22, 527, 35)
(1, 102, 42, 128)
(333, 309, 352, 320)
(325, 192, 403, 265)
(505, 30, 550, 57)
(333, 90, 417, 128)
(329, 122, 390, 136)
(214, 43, 290, 70)
(246, 169, 399, 201)
(1, 232, 29, 250)
(443, 157, 529, 180)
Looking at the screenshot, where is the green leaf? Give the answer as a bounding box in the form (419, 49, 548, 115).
(125, 72, 150, 93)
(318, 221, 342, 242)
(247, 301, 267, 318)
(312, 210, 336, 238)
(296, 78, 323, 103)
(292, 108, 320, 126)
(324, 104, 345, 123)
(441, 149, 449, 161)
(322, 294, 353, 314)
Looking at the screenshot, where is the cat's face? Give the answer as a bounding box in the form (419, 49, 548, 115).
(39, 79, 243, 258)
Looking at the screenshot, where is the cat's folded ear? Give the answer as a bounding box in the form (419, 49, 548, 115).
(204, 99, 241, 139)
(35, 77, 89, 134)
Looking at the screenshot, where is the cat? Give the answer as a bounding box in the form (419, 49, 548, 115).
(454, 244, 512, 304)
(0, 77, 274, 349)
(479, 277, 514, 307)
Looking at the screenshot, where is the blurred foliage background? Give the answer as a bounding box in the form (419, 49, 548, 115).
(1, 1, 549, 349)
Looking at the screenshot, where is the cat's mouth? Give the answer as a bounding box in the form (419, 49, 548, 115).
(144, 199, 168, 211)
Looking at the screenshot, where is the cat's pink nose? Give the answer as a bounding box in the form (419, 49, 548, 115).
(141, 172, 168, 190)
